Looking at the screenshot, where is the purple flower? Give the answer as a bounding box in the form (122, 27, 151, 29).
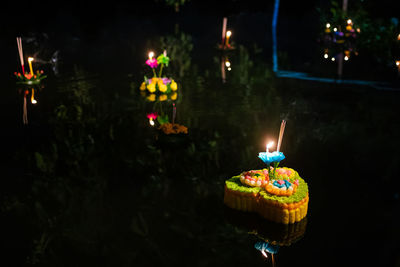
(146, 58, 158, 68)
(162, 78, 171, 84)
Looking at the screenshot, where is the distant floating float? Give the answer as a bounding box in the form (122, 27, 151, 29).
(15, 37, 47, 85)
(217, 17, 236, 51)
(139, 50, 179, 96)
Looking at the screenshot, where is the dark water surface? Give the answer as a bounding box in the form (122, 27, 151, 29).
(1, 3, 400, 267)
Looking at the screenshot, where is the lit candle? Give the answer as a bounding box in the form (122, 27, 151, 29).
(28, 57, 34, 76)
(225, 30, 232, 46)
(148, 51, 154, 60)
(266, 141, 274, 153)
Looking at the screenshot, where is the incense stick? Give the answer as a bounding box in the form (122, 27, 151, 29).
(276, 120, 286, 152)
(221, 17, 227, 46)
(16, 37, 25, 75)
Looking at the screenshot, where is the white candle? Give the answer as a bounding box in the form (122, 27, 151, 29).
(266, 142, 274, 153)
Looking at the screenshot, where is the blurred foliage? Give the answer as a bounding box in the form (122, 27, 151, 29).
(159, 27, 194, 78)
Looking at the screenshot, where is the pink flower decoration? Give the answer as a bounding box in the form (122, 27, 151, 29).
(146, 58, 158, 68)
(147, 113, 157, 120)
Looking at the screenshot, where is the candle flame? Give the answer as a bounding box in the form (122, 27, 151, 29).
(149, 119, 155, 126)
(148, 51, 154, 59)
(226, 30, 232, 37)
(225, 61, 231, 67)
(347, 19, 352, 25)
(266, 142, 274, 152)
(326, 23, 330, 28)
(396, 60, 400, 66)
(28, 57, 34, 62)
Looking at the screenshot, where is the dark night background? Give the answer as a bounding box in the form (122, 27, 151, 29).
(0, 0, 400, 266)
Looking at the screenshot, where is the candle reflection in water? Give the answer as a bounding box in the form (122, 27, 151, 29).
(31, 88, 37, 104)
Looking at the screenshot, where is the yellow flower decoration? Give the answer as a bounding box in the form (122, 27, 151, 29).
(170, 81, 178, 91)
(171, 92, 178, 100)
(159, 94, 167, 101)
(158, 82, 167, 93)
(151, 77, 160, 84)
(147, 94, 156, 102)
(147, 83, 156, 93)
(140, 82, 146, 91)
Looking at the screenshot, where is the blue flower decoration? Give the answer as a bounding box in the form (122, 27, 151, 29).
(258, 151, 285, 165)
(254, 241, 279, 254)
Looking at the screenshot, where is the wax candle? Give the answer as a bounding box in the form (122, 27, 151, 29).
(148, 51, 154, 60)
(226, 31, 232, 46)
(266, 142, 274, 153)
(28, 57, 34, 76)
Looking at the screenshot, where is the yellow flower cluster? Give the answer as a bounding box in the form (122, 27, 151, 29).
(139, 78, 178, 93)
(159, 123, 188, 135)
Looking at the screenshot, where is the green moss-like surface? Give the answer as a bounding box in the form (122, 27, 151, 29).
(225, 176, 262, 194)
(225, 168, 308, 204)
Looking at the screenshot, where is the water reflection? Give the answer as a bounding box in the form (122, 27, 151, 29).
(17, 85, 44, 125)
(224, 208, 307, 266)
(4, 18, 400, 266)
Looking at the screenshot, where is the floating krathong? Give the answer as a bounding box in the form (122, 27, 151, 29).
(223, 120, 310, 224)
(15, 37, 47, 85)
(140, 50, 178, 95)
(217, 17, 235, 50)
(321, 18, 358, 62)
